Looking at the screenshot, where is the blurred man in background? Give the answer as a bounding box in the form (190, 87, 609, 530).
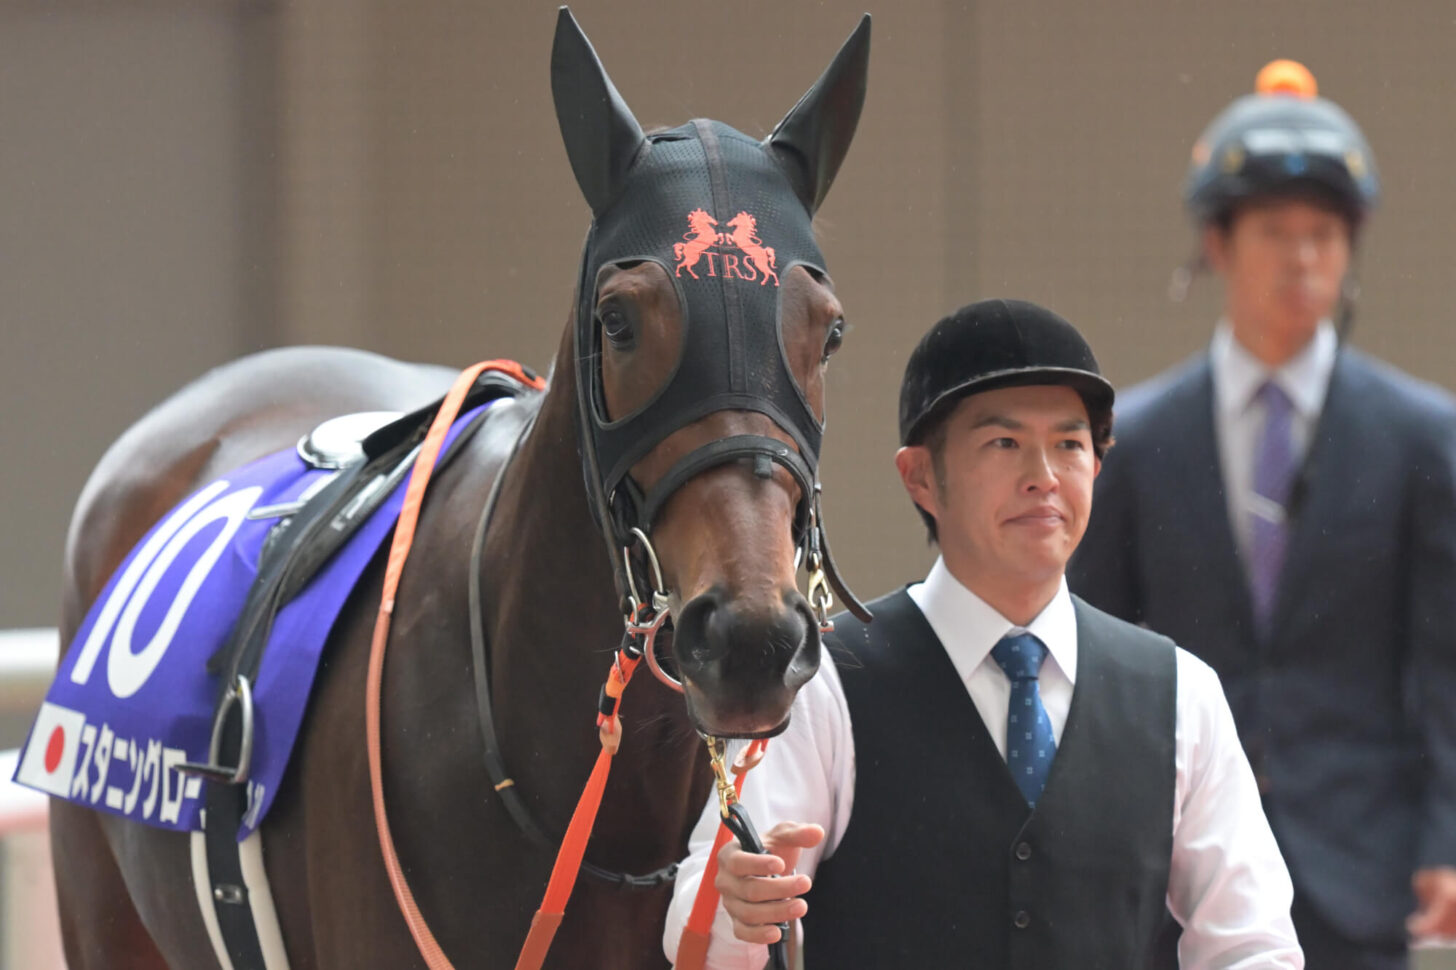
(1071, 60, 1456, 969)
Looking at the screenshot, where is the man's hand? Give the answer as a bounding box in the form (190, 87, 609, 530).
(714, 821, 825, 944)
(1409, 867, 1456, 938)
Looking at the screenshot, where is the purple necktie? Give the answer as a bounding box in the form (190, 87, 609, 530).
(1249, 381, 1296, 633)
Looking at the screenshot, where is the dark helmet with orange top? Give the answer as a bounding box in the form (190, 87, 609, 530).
(1185, 59, 1379, 228)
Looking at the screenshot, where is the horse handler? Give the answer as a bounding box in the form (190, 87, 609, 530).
(663, 299, 1303, 968)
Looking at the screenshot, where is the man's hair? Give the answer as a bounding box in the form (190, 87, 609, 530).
(1207, 183, 1361, 238)
(910, 393, 1114, 544)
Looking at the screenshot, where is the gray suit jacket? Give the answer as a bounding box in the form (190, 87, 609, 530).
(1070, 345, 1456, 945)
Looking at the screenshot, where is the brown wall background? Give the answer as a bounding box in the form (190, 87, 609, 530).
(5, 0, 1456, 629)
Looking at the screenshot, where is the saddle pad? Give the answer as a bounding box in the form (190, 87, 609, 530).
(13, 401, 497, 839)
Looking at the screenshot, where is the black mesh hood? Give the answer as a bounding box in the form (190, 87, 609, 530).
(576, 119, 827, 510)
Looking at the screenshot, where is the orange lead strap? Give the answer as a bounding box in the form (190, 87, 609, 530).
(675, 738, 770, 970)
(366, 360, 545, 970)
(513, 616, 653, 970)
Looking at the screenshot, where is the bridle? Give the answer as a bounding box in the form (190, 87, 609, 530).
(464, 259, 854, 885)
(626, 507, 837, 695)
(567, 183, 861, 640)
(543, 0, 871, 689)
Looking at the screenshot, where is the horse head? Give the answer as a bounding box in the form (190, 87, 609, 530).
(552, 8, 870, 738)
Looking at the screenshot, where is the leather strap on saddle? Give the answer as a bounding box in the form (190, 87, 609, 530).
(201, 717, 270, 969)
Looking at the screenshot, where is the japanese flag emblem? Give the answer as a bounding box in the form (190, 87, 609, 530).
(15, 702, 86, 797)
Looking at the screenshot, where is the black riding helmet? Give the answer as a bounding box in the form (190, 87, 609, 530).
(1185, 59, 1379, 228)
(899, 299, 1114, 449)
(899, 299, 1113, 541)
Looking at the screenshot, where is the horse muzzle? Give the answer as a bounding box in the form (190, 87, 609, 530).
(668, 586, 820, 738)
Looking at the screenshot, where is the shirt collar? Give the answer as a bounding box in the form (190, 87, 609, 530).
(1211, 319, 1338, 420)
(913, 556, 1078, 684)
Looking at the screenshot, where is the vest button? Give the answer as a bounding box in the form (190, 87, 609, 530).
(1013, 910, 1032, 929)
(1015, 841, 1032, 861)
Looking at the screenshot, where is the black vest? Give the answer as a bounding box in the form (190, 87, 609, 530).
(802, 589, 1176, 969)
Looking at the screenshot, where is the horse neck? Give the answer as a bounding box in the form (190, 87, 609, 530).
(480, 321, 709, 872)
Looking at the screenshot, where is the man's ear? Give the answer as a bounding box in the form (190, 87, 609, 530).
(895, 445, 939, 519)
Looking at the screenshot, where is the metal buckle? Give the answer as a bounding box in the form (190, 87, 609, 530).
(621, 526, 668, 616)
(621, 526, 682, 691)
(804, 488, 833, 631)
(637, 608, 680, 693)
(177, 675, 255, 785)
(704, 736, 737, 819)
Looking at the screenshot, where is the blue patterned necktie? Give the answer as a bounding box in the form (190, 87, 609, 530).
(991, 632, 1056, 809)
(1249, 380, 1296, 634)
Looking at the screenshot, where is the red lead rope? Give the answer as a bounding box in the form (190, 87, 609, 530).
(511, 612, 655, 970)
(674, 738, 770, 970)
(513, 605, 769, 970)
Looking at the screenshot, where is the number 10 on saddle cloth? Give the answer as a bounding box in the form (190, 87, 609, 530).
(13, 403, 497, 840)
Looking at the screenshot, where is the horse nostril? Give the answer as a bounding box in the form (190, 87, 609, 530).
(673, 588, 822, 698)
(781, 593, 820, 690)
(709, 599, 810, 676)
(672, 589, 726, 667)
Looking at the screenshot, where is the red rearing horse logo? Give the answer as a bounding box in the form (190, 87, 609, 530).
(672, 208, 720, 280)
(724, 212, 778, 287)
(671, 207, 779, 286)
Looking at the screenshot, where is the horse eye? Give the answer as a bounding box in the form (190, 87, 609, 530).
(821, 319, 846, 363)
(597, 306, 635, 347)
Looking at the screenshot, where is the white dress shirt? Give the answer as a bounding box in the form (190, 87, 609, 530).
(1210, 321, 1338, 560)
(663, 559, 1303, 969)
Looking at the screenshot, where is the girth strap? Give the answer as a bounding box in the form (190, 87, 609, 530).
(201, 706, 272, 970)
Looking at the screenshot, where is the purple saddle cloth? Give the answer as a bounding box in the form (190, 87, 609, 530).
(13, 403, 494, 839)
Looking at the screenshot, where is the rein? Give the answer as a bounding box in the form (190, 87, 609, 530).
(365, 360, 545, 969)
(464, 395, 687, 890)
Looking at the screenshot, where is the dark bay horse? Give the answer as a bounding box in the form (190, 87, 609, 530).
(48, 9, 869, 969)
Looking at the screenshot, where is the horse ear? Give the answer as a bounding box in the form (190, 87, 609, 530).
(551, 7, 646, 215)
(765, 14, 871, 214)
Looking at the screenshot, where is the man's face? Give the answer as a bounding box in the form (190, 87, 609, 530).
(902, 384, 1099, 591)
(1204, 197, 1352, 357)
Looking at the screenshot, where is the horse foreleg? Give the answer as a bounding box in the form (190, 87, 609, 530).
(50, 800, 171, 970)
